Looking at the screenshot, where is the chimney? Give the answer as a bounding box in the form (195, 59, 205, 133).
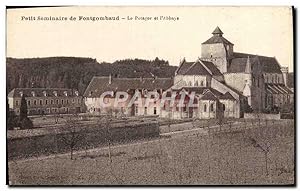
(280, 67, 288, 86)
(109, 74, 112, 84)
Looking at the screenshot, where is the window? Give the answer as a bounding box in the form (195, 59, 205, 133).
(201, 81, 204, 86)
(45, 100, 48, 105)
(61, 99, 64, 104)
(188, 81, 192, 86)
(194, 81, 198, 86)
(27, 100, 31, 106)
(66, 99, 69, 104)
(154, 107, 157, 115)
(135, 106, 138, 115)
(210, 103, 214, 112)
(51, 99, 54, 104)
(144, 107, 147, 115)
(39, 100, 43, 105)
(56, 99, 59, 104)
(72, 99, 75, 103)
(204, 104, 207, 112)
(15, 100, 19, 106)
(34, 100, 37, 105)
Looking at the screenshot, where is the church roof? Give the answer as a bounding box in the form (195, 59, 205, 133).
(228, 57, 257, 73)
(201, 91, 219, 100)
(212, 26, 223, 35)
(176, 60, 222, 76)
(202, 27, 233, 45)
(184, 61, 211, 75)
(175, 87, 223, 97)
(228, 52, 283, 74)
(201, 61, 223, 76)
(219, 92, 235, 100)
(266, 84, 293, 94)
(202, 36, 234, 45)
(83, 76, 173, 98)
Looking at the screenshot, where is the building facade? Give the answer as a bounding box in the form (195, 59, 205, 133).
(200, 27, 293, 112)
(8, 88, 85, 115)
(83, 27, 293, 119)
(84, 76, 173, 117)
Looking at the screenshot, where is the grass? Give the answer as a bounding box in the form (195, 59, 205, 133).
(8, 119, 294, 185)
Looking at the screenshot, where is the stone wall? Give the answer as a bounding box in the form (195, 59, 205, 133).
(7, 121, 159, 160)
(244, 113, 280, 120)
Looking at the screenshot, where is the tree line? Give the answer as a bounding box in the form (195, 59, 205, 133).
(6, 57, 177, 94)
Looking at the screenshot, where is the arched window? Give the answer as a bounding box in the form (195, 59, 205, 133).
(204, 104, 207, 112)
(210, 103, 214, 112)
(194, 81, 198, 86)
(201, 81, 204, 86)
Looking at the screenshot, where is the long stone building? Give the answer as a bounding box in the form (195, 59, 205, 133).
(8, 88, 84, 115)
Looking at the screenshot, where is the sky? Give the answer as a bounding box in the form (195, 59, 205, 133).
(7, 6, 293, 72)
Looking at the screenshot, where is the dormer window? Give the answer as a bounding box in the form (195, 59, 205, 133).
(53, 91, 58, 97)
(31, 91, 36, 97)
(64, 91, 68, 96)
(75, 91, 79, 96)
(43, 91, 47, 97)
(19, 91, 23, 97)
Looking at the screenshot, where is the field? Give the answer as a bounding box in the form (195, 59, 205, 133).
(8, 119, 294, 185)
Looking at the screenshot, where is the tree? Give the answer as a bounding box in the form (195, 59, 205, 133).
(19, 95, 28, 120)
(61, 114, 84, 160)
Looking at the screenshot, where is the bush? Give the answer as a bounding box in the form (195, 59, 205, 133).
(20, 117, 34, 129)
(7, 117, 19, 130)
(7, 111, 19, 130)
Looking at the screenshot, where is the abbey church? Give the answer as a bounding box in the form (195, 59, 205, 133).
(168, 26, 293, 118)
(83, 27, 293, 119)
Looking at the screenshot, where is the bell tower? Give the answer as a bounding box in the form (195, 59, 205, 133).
(201, 27, 234, 73)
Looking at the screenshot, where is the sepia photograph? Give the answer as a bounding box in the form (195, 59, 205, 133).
(6, 6, 295, 186)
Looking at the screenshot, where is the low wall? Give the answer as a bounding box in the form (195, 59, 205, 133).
(7, 122, 159, 160)
(244, 113, 280, 120)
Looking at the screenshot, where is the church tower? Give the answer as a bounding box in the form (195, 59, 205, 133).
(201, 27, 234, 73)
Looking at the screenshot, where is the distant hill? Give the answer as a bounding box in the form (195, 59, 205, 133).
(6, 57, 177, 94)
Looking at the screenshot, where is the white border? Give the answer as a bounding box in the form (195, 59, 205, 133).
(1, 0, 298, 190)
